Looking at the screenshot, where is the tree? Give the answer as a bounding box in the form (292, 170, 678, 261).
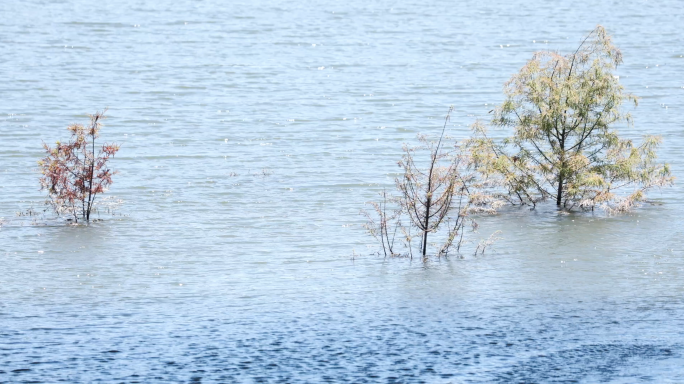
(39, 109, 120, 223)
(364, 107, 503, 260)
(468, 26, 673, 212)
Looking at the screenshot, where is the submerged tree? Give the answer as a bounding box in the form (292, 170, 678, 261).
(468, 26, 673, 212)
(364, 107, 503, 260)
(39, 109, 120, 223)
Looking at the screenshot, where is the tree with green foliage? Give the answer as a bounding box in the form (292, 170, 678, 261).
(468, 26, 673, 212)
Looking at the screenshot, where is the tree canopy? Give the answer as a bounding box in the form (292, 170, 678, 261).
(468, 26, 673, 212)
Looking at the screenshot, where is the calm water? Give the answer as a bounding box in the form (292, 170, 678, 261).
(2, 0, 684, 382)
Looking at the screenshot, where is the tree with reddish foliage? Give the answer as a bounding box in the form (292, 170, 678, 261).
(39, 109, 120, 223)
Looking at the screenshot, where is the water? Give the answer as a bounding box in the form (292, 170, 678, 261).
(1, 0, 684, 382)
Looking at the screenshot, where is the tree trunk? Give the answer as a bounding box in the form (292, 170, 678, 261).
(556, 174, 563, 206)
(85, 130, 96, 223)
(422, 197, 430, 257)
(557, 136, 566, 206)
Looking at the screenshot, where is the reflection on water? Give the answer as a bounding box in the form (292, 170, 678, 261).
(1, 0, 684, 381)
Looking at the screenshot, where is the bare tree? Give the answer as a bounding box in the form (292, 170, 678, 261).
(364, 107, 503, 260)
(397, 107, 459, 258)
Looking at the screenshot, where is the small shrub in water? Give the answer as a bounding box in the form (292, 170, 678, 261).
(364, 107, 503, 260)
(38, 109, 120, 223)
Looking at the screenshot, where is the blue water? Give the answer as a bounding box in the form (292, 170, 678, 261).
(2, 0, 684, 382)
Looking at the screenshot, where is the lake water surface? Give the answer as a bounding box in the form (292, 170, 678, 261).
(2, 0, 684, 382)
